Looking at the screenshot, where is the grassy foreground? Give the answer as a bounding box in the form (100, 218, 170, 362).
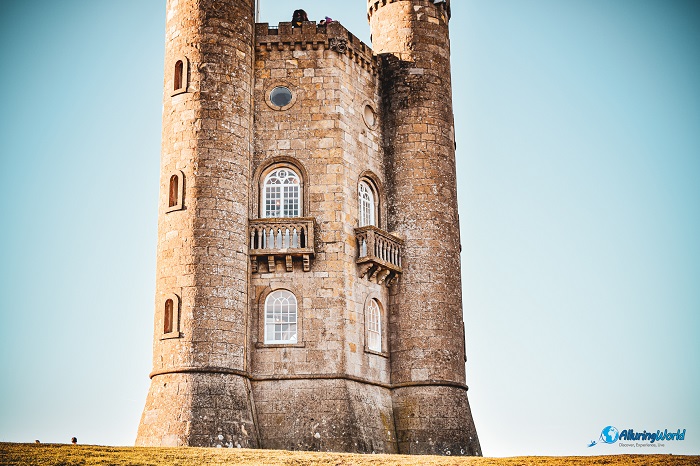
(0, 443, 697, 466)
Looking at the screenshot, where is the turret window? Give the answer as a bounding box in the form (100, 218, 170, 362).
(166, 170, 185, 212)
(172, 57, 189, 96)
(162, 293, 181, 339)
(263, 168, 301, 218)
(264, 290, 298, 344)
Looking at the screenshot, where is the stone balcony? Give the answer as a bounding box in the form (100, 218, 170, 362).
(355, 226, 403, 285)
(249, 218, 315, 272)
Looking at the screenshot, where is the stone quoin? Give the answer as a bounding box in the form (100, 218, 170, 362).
(136, 0, 480, 456)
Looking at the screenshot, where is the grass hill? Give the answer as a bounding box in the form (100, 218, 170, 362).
(0, 443, 697, 466)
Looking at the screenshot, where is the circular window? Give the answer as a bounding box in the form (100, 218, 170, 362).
(363, 104, 377, 128)
(270, 86, 293, 108)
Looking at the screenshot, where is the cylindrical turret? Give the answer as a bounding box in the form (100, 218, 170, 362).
(136, 0, 258, 447)
(369, 0, 480, 455)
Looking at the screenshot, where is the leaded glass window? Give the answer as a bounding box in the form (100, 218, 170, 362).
(263, 168, 300, 218)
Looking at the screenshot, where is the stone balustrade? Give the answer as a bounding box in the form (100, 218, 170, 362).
(249, 218, 315, 272)
(355, 226, 403, 285)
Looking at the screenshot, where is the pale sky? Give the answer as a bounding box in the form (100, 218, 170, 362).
(0, 0, 698, 457)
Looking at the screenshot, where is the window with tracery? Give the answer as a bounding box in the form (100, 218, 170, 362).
(263, 168, 301, 218)
(367, 299, 381, 352)
(358, 181, 375, 227)
(264, 290, 298, 344)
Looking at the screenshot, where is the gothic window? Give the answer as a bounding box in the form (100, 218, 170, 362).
(264, 290, 298, 344)
(162, 293, 181, 339)
(366, 299, 382, 352)
(172, 57, 188, 96)
(263, 168, 301, 218)
(166, 170, 185, 212)
(358, 181, 376, 227)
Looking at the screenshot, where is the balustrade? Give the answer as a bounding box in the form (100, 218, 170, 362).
(249, 218, 315, 272)
(355, 226, 403, 285)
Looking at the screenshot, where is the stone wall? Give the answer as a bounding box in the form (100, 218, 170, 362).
(368, 0, 481, 455)
(249, 21, 394, 453)
(137, 0, 258, 447)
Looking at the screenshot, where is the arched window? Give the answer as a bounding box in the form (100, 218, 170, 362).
(174, 60, 183, 91)
(162, 293, 180, 339)
(164, 299, 174, 334)
(166, 170, 185, 212)
(172, 57, 188, 96)
(264, 290, 298, 344)
(358, 181, 376, 227)
(366, 299, 382, 352)
(263, 168, 301, 218)
(168, 174, 179, 207)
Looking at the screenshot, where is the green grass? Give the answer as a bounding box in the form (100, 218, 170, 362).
(0, 443, 698, 466)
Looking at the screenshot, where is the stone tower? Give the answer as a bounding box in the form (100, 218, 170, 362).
(137, 0, 480, 455)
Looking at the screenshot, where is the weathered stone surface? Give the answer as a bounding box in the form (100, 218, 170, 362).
(137, 0, 479, 456)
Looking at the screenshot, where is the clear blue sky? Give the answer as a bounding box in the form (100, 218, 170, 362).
(0, 0, 698, 457)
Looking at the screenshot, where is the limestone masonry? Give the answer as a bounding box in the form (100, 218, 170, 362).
(136, 0, 480, 456)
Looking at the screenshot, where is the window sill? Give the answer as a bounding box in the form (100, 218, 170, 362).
(255, 341, 306, 349)
(364, 347, 389, 358)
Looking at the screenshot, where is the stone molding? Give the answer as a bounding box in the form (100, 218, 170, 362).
(149, 366, 469, 392)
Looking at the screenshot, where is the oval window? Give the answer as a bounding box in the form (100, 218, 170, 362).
(270, 86, 293, 108)
(363, 104, 377, 128)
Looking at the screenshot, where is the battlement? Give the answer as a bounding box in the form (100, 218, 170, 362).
(255, 21, 377, 74)
(367, 0, 451, 21)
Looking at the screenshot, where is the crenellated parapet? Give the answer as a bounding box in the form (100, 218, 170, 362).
(255, 21, 377, 74)
(367, 0, 451, 21)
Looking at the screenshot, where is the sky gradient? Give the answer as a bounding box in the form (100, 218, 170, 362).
(0, 0, 698, 457)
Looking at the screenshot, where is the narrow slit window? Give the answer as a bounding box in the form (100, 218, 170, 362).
(166, 170, 185, 212)
(164, 299, 174, 334)
(172, 57, 188, 96)
(162, 294, 180, 339)
(174, 60, 183, 91)
(168, 174, 179, 207)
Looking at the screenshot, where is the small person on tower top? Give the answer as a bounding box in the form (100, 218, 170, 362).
(291, 9, 308, 28)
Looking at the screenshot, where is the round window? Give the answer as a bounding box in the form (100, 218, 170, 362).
(363, 104, 377, 128)
(270, 86, 293, 108)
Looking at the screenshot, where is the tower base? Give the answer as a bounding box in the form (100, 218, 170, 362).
(136, 372, 259, 448)
(392, 385, 481, 456)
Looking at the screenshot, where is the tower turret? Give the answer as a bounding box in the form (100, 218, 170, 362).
(136, 0, 258, 448)
(368, 0, 481, 455)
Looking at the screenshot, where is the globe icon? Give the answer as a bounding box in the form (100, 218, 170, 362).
(600, 426, 620, 444)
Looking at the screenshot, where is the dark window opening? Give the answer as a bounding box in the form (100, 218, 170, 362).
(174, 60, 184, 91)
(270, 86, 293, 107)
(164, 299, 174, 334)
(169, 174, 179, 207)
